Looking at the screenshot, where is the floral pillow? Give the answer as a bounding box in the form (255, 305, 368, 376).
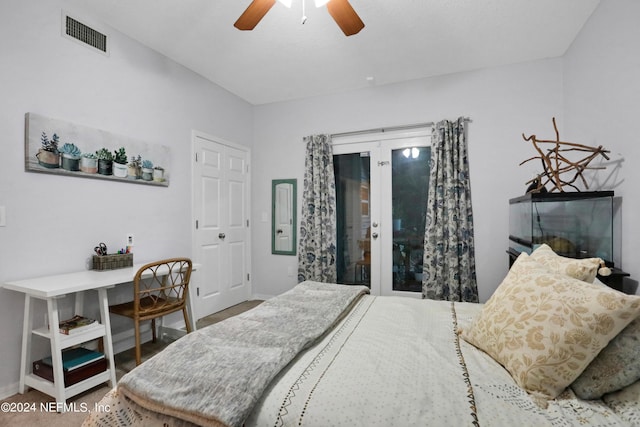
(460, 253, 640, 405)
(571, 317, 640, 399)
(530, 243, 601, 283)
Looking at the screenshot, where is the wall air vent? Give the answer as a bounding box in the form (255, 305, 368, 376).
(62, 12, 109, 55)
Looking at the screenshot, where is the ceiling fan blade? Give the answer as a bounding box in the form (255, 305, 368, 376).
(234, 0, 276, 31)
(326, 0, 365, 36)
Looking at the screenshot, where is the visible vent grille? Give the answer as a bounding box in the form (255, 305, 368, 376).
(64, 15, 108, 53)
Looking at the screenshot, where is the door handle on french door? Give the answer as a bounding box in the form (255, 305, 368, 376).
(371, 232, 379, 239)
(218, 233, 226, 239)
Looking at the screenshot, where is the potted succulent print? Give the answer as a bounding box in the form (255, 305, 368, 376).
(96, 148, 114, 176)
(153, 165, 165, 182)
(141, 159, 154, 181)
(36, 132, 60, 169)
(58, 143, 82, 171)
(127, 155, 142, 180)
(112, 147, 128, 178)
(80, 152, 98, 174)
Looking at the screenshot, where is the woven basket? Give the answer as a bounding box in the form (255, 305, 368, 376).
(92, 253, 133, 271)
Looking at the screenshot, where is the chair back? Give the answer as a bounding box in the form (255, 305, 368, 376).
(133, 258, 192, 320)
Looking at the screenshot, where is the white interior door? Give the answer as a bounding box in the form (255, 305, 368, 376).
(192, 132, 250, 321)
(333, 129, 430, 297)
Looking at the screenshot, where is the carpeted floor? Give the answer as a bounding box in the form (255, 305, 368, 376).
(0, 300, 262, 427)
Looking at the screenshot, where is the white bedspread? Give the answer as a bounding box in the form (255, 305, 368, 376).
(247, 296, 633, 427)
(84, 294, 637, 427)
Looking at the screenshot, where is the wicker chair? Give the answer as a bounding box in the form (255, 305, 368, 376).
(109, 258, 193, 365)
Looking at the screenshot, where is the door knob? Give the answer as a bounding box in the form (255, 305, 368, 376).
(371, 232, 379, 239)
(218, 233, 226, 239)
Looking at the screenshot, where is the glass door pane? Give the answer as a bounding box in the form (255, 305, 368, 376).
(334, 152, 371, 287)
(333, 130, 430, 296)
(391, 147, 430, 292)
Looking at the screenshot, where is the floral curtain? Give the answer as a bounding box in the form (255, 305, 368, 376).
(297, 135, 338, 283)
(422, 118, 478, 302)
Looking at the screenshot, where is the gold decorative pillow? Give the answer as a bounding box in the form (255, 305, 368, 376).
(460, 253, 640, 405)
(530, 243, 601, 282)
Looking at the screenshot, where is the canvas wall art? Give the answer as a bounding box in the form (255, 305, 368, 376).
(25, 112, 171, 186)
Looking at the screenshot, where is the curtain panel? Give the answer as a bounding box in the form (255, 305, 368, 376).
(297, 135, 338, 283)
(422, 118, 478, 302)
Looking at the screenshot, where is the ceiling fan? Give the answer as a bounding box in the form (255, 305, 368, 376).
(234, 0, 365, 36)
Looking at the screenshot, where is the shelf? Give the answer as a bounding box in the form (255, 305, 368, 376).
(24, 369, 113, 402)
(32, 323, 106, 348)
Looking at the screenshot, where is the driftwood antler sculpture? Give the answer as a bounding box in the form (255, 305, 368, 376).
(520, 118, 610, 192)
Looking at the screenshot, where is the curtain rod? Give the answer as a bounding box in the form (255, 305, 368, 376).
(330, 117, 471, 138)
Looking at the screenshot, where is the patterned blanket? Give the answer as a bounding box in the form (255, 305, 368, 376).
(117, 281, 369, 427)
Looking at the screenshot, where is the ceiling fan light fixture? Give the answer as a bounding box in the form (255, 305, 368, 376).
(235, 0, 363, 36)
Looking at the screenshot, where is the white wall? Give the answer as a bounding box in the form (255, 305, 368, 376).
(0, 0, 252, 396)
(563, 0, 640, 293)
(251, 59, 565, 301)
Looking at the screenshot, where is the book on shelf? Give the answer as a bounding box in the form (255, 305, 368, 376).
(42, 347, 105, 371)
(33, 357, 107, 387)
(58, 314, 98, 335)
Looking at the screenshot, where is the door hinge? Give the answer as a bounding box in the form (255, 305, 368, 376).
(195, 220, 199, 229)
(195, 152, 198, 162)
(247, 273, 250, 281)
(196, 287, 200, 297)
(246, 219, 249, 227)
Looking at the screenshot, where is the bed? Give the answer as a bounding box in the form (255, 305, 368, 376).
(83, 247, 640, 427)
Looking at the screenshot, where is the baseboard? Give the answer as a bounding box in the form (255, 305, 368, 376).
(0, 381, 19, 400)
(111, 325, 153, 354)
(159, 321, 188, 339)
(251, 293, 274, 301)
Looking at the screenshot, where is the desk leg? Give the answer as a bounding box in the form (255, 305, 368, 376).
(98, 288, 117, 387)
(18, 294, 33, 394)
(46, 297, 66, 406)
(186, 288, 197, 331)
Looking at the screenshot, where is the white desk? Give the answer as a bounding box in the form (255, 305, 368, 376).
(3, 262, 199, 405)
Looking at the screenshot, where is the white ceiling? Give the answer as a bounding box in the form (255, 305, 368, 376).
(65, 0, 600, 105)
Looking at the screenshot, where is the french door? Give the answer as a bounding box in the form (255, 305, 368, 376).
(333, 129, 431, 297)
